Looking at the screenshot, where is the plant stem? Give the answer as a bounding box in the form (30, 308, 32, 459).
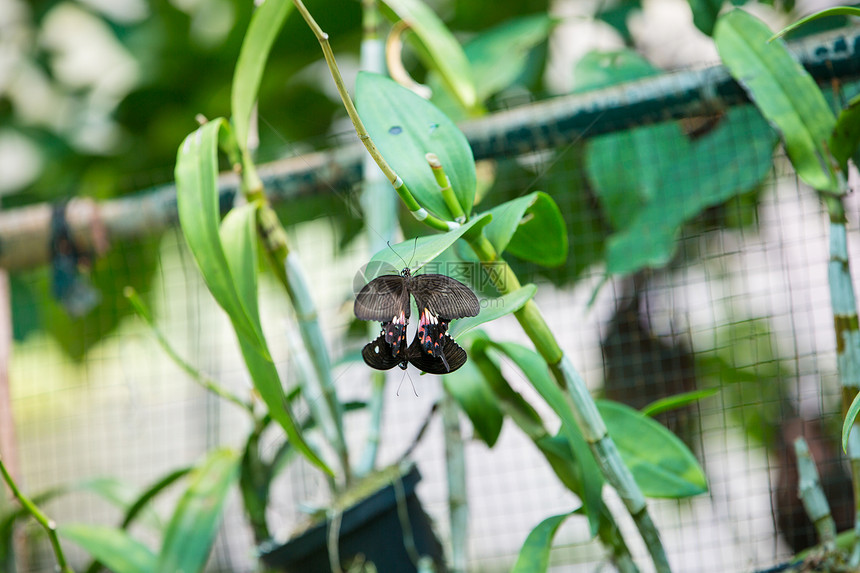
(467, 234, 670, 572)
(442, 392, 468, 573)
(244, 159, 351, 486)
(124, 287, 255, 415)
(427, 153, 466, 223)
(0, 455, 74, 573)
(291, 0, 458, 233)
(822, 193, 860, 565)
(794, 436, 837, 551)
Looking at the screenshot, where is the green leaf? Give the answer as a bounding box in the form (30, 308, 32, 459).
(485, 341, 603, 535)
(448, 284, 537, 339)
(382, 0, 476, 110)
(157, 449, 239, 573)
(59, 524, 156, 573)
(175, 119, 257, 341)
(231, 0, 293, 149)
(831, 92, 860, 170)
(572, 49, 660, 93)
(687, 0, 723, 36)
(588, 105, 777, 274)
(483, 192, 568, 266)
(842, 391, 860, 453)
(357, 72, 477, 220)
(715, 9, 840, 193)
(120, 468, 192, 530)
(598, 400, 707, 498)
(443, 347, 504, 447)
(770, 7, 860, 41)
(641, 388, 719, 417)
(368, 213, 491, 271)
(176, 125, 331, 476)
(512, 512, 575, 573)
(462, 13, 556, 103)
(220, 204, 262, 333)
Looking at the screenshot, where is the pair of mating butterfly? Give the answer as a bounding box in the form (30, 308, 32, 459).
(354, 264, 479, 374)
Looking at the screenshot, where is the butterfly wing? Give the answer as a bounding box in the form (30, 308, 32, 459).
(362, 332, 408, 370)
(354, 275, 408, 321)
(408, 274, 480, 320)
(407, 332, 467, 374)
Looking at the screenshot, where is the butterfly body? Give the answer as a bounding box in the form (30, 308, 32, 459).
(355, 267, 478, 374)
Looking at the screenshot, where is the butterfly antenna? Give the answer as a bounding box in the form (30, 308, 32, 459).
(408, 236, 418, 269)
(386, 240, 411, 271)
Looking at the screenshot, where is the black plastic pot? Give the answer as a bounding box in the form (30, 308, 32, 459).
(259, 465, 446, 573)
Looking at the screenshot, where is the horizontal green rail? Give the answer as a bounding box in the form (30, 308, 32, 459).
(2, 24, 859, 272)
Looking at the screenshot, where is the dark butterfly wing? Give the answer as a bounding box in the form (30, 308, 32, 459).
(407, 334, 467, 374)
(408, 274, 480, 320)
(354, 275, 408, 321)
(362, 332, 408, 370)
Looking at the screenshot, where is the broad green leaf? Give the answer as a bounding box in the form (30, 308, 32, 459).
(175, 119, 257, 341)
(220, 204, 261, 335)
(231, 0, 293, 148)
(443, 347, 504, 447)
(368, 213, 491, 271)
(73, 477, 162, 531)
(357, 72, 477, 220)
(120, 467, 192, 530)
(715, 9, 840, 193)
(641, 388, 719, 417)
(469, 336, 546, 439)
(463, 14, 556, 103)
(831, 92, 860, 169)
(770, 7, 860, 41)
(588, 105, 776, 274)
(843, 391, 860, 453)
(382, 0, 476, 110)
(485, 341, 603, 535)
(448, 284, 537, 339)
(483, 192, 568, 266)
(158, 449, 239, 573)
(534, 433, 588, 492)
(176, 128, 330, 476)
(598, 400, 707, 498)
(235, 329, 331, 476)
(59, 524, 156, 573)
(687, 0, 723, 36)
(572, 49, 660, 93)
(512, 512, 576, 573)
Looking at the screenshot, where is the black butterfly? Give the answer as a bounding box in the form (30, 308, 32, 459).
(355, 267, 479, 374)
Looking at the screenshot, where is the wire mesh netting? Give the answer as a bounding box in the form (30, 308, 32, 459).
(6, 72, 860, 573)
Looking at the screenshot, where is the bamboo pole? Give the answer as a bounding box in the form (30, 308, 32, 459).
(794, 436, 837, 551)
(442, 392, 468, 573)
(822, 195, 860, 565)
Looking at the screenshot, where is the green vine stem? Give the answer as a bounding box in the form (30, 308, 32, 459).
(794, 436, 837, 551)
(822, 193, 860, 565)
(124, 287, 255, 415)
(291, 0, 458, 233)
(426, 153, 466, 223)
(467, 234, 670, 572)
(0, 455, 74, 573)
